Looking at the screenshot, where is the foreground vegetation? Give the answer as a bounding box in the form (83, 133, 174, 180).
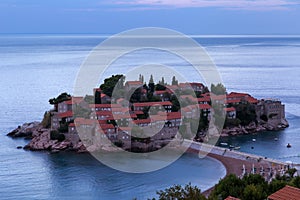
(145, 170, 299, 200)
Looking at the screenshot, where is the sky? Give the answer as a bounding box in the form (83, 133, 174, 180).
(0, 0, 300, 35)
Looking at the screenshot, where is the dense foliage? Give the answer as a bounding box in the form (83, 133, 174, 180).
(50, 130, 65, 142)
(156, 183, 207, 200)
(146, 172, 300, 200)
(49, 92, 71, 105)
(100, 74, 125, 97)
(211, 83, 226, 95)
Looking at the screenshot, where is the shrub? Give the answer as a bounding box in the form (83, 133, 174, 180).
(41, 111, 51, 128)
(50, 130, 65, 142)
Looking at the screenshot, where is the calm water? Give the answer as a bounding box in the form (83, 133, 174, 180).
(0, 35, 300, 199)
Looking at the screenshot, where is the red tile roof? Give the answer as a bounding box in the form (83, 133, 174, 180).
(226, 99, 241, 104)
(167, 85, 179, 91)
(180, 95, 197, 102)
(133, 119, 151, 124)
(133, 110, 144, 115)
(99, 124, 115, 130)
(227, 92, 250, 98)
(268, 185, 300, 200)
(74, 118, 96, 126)
(89, 104, 122, 108)
(125, 81, 143, 85)
(58, 111, 73, 118)
(225, 107, 236, 112)
(154, 90, 170, 95)
(69, 123, 75, 127)
(166, 112, 181, 120)
(64, 97, 84, 105)
(211, 94, 226, 101)
(197, 97, 211, 102)
(246, 96, 259, 104)
(133, 101, 172, 107)
(199, 104, 211, 110)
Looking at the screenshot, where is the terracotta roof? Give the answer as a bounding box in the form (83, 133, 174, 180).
(211, 94, 226, 101)
(97, 120, 107, 124)
(199, 104, 211, 110)
(133, 119, 151, 124)
(167, 85, 179, 90)
(226, 99, 241, 104)
(180, 95, 197, 102)
(69, 123, 75, 127)
(133, 101, 172, 107)
(118, 127, 132, 131)
(58, 111, 73, 118)
(227, 92, 250, 98)
(178, 83, 192, 89)
(99, 124, 115, 130)
(154, 90, 170, 95)
(268, 185, 300, 200)
(64, 97, 84, 105)
(197, 97, 211, 102)
(125, 81, 143, 85)
(89, 104, 122, 108)
(95, 111, 113, 116)
(133, 110, 144, 115)
(225, 196, 241, 200)
(167, 112, 181, 120)
(225, 107, 236, 112)
(74, 118, 96, 126)
(246, 96, 259, 104)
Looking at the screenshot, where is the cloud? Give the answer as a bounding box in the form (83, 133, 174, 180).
(110, 0, 299, 11)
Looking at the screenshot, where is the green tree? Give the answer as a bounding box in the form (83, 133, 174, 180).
(100, 74, 125, 97)
(235, 102, 257, 126)
(156, 183, 206, 200)
(211, 83, 226, 95)
(209, 174, 244, 199)
(243, 184, 265, 200)
(172, 76, 178, 86)
(149, 75, 155, 93)
(49, 92, 71, 110)
(41, 111, 51, 128)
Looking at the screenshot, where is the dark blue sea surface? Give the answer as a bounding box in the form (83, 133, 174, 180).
(0, 35, 300, 199)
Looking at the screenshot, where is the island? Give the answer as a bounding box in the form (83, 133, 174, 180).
(7, 74, 289, 153)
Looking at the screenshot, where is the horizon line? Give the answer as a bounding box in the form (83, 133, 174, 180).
(1, 33, 300, 38)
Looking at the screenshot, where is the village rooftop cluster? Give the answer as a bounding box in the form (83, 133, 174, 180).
(48, 75, 286, 150)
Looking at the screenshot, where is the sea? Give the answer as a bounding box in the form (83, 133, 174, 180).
(0, 35, 300, 199)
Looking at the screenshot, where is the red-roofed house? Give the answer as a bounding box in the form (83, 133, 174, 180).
(181, 104, 200, 119)
(125, 81, 143, 91)
(133, 101, 173, 112)
(190, 82, 205, 92)
(58, 111, 74, 122)
(197, 96, 211, 104)
(166, 112, 182, 127)
(132, 118, 151, 127)
(225, 107, 237, 119)
(178, 83, 193, 91)
(57, 97, 84, 113)
(268, 185, 300, 200)
(89, 104, 122, 112)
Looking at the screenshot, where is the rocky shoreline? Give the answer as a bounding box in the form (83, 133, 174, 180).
(220, 119, 289, 137)
(7, 119, 290, 153)
(7, 122, 87, 153)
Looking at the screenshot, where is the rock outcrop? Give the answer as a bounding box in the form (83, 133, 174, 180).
(220, 120, 289, 137)
(8, 122, 87, 153)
